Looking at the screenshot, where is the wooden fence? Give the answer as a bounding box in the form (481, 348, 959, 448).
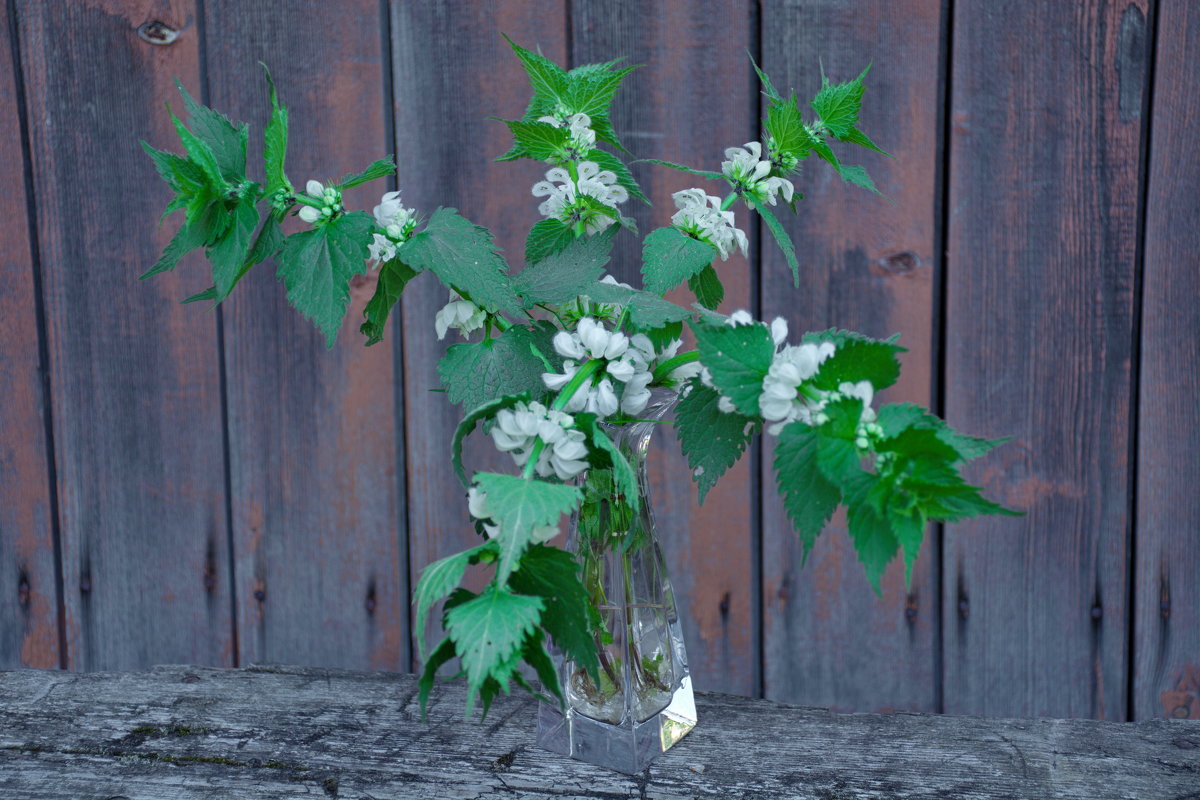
(1, 0, 1196, 721)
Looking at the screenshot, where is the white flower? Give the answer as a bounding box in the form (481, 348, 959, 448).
(489, 401, 589, 481)
(671, 189, 748, 260)
(542, 318, 653, 420)
(298, 205, 322, 224)
(298, 179, 345, 227)
(759, 340, 842, 434)
(727, 309, 755, 326)
(532, 161, 628, 235)
(367, 234, 397, 267)
(306, 179, 325, 198)
(537, 112, 596, 155)
(770, 317, 789, 346)
(434, 292, 486, 340)
(721, 141, 795, 206)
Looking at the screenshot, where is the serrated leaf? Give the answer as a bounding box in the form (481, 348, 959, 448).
(524, 218, 576, 265)
(168, 107, 226, 194)
(509, 544, 600, 687)
(875, 402, 1008, 462)
(175, 79, 247, 181)
(504, 34, 569, 105)
(843, 470, 899, 594)
(888, 502, 926, 586)
(811, 65, 869, 138)
(361, 257, 418, 346)
(399, 207, 523, 317)
(576, 417, 639, 512)
(842, 126, 888, 156)
(187, 212, 283, 307)
(677, 383, 755, 505)
(585, 281, 692, 331)
(766, 95, 818, 160)
(811, 337, 904, 392)
(181, 286, 217, 305)
(837, 163, 881, 196)
(451, 393, 529, 487)
(687, 263, 725, 310)
(811, 137, 841, 173)
(641, 227, 717, 295)
(640, 158, 724, 181)
(586, 149, 648, 204)
(774, 422, 842, 558)
(208, 191, 260, 301)
(142, 141, 207, 198)
(515, 228, 614, 306)
(418, 635, 458, 720)
(749, 51, 783, 104)
(335, 157, 396, 190)
(588, 112, 628, 154)
(261, 64, 290, 197)
(753, 200, 800, 287)
(414, 541, 495, 659)
(504, 120, 569, 161)
(521, 630, 564, 704)
(444, 586, 543, 704)
(141, 220, 207, 280)
(567, 64, 636, 118)
(814, 396, 865, 490)
(690, 320, 775, 416)
(438, 326, 550, 410)
(275, 210, 373, 347)
(472, 472, 582, 584)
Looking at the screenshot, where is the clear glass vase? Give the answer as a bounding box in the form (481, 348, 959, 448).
(536, 389, 697, 774)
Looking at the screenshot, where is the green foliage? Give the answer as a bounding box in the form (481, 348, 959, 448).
(335, 157, 397, 189)
(753, 200, 800, 287)
(515, 229, 614, 306)
(524, 218, 576, 265)
(574, 416, 640, 512)
(451, 393, 529, 487)
(261, 64, 291, 197)
(399, 208, 523, 317)
(585, 281, 692, 333)
(437, 325, 552, 410)
(413, 541, 496, 658)
(810, 335, 905, 392)
(472, 472, 582, 584)
(687, 263, 725, 310)
(174, 79, 247, 181)
(766, 95, 819, 162)
(361, 257, 419, 346)
(504, 120, 570, 161)
(586, 149, 648, 204)
(508, 544, 600, 686)
(208, 192, 260, 301)
(676, 382, 756, 505)
(811, 65, 869, 138)
(690, 320, 775, 416)
(139, 218, 208, 280)
(773, 422, 842, 559)
(445, 586, 544, 714)
(639, 158, 724, 181)
(640, 227, 717, 296)
(875, 402, 1008, 462)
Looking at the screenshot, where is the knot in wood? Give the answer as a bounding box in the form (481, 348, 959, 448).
(136, 21, 179, 46)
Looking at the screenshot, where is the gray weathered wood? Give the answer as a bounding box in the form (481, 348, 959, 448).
(0, 2, 59, 669)
(759, 0, 943, 712)
(2, 664, 1198, 799)
(14, 0, 234, 670)
(203, 0, 408, 671)
(1133, 0, 1200, 721)
(571, 0, 759, 696)
(942, 0, 1148, 718)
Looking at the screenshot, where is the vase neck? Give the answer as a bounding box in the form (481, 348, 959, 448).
(600, 387, 678, 465)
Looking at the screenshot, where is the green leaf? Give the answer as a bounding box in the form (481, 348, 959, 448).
(677, 383, 756, 505)
(399, 208, 523, 317)
(586, 149, 648, 204)
(837, 163, 881, 195)
(811, 138, 842, 173)
(524, 218, 576, 265)
(521, 630, 564, 704)
(585, 281, 692, 331)
(275, 210, 374, 347)
(588, 112, 628, 153)
(335, 157, 396, 190)
(843, 471, 899, 594)
(774, 422, 842, 558)
(451, 393, 529, 487)
(142, 141, 207, 198)
(175, 79, 247, 181)
(508, 544, 600, 686)
(472, 472, 582, 584)
(141, 220, 208, 280)
(875, 403, 1008, 463)
(567, 64, 637, 119)
(361, 257, 418, 346)
(413, 541, 495, 659)
(504, 120, 569, 161)
(842, 126, 888, 156)
(181, 286, 218, 305)
(766, 96, 819, 161)
(814, 396, 865, 489)
(504, 34, 569, 105)
(748, 51, 783, 104)
(261, 64, 290, 197)
(168, 107, 227, 194)
(515, 228, 614, 306)
(640, 227, 717, 296)
(690, 320, 775, 416)
(576, 417, 640, 512)
(207, 191, 260, 301)
(418, 635, 458, 720)
(811, 65, 869, 138)
(687, 263, 725, 310)
(810, 336, 904, 392)
(186, 213, 283, 306)
(888, 501, 927, 585)
(444, 586, 543, 706)
(753, 200, 800, 287)
(640, 158, 724, 181)
(438, 325, 551, 410)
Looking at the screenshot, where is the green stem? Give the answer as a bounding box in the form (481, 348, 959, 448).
(492, 315, 512, 332)
(292, 194, 323, 209)
(651, 350, 700, 384)
(720, 191, 738, 211)
(798, 383, 824, 403)
(520, 358, 605, 479)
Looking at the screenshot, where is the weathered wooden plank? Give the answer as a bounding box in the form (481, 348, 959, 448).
(943, 0, 1147, 718)
(1134, 1, 1200, 721)
(389, 2, 568, 664)
(1, 664, 1197, 798)
(759, 0, 943, 711)
(570, 0, 759, 696)
(14, 0, 233, 669)
(203, 1, 407, 670)
(0, 6, 59, 669)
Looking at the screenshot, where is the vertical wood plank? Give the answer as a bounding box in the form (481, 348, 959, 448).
(759, 0, 944, 711)
(390, 1, 568, 662)
(943, 0, 1147, 719)
(570, 0, 759, 695)
(1134, 0, 1200, 721)
(0, 6, 59, 669)
(204, 0, 407, 670)
(16, 0, 233, 670)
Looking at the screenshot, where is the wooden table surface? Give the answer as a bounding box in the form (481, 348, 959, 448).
(1, 664, 1197, 799)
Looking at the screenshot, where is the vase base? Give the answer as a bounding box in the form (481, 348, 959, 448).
(536, 676, 697, 774)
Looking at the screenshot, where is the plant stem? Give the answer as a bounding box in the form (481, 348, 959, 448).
(520, 358, 605, 479)
(492, 315, 512, 332)
(292, 194, 323, 209)
(720, 191, 738, 211)
(651, 350, 700, 384)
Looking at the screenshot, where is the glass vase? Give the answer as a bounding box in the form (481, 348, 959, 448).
(536, 389, 697, 774)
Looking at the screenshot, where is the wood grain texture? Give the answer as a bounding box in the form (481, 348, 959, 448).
(942, 0, 1147, 719)
(14, 0, 233, 670)
(389, 1, 568, 665)
(0, 7, 59, 669)
(203, 0, 407, 671)
(759, 0, 943, 712)
(570, 0, 759, 696)
(1134, 0, 1200, 721)
(2, 664, 1198, 799)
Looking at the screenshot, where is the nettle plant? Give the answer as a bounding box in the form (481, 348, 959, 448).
(143, 40, 1015, 717)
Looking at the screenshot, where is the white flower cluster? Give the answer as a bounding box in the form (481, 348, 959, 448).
(543, 317, 662, 418)
(537, 111, 597, 156)
(367, 190, 418, 267)
(532, 161, 629, 235)
(297, 180, 343, 225)
(434, 291, 486, 340)
(490, 400, 590, 480)
(671, 189, 748, 261)
(721, 141, 795, 206)
(468, 485, 558, 543)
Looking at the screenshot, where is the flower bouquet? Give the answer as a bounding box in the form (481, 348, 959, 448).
(141, 38, 1016, 773)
